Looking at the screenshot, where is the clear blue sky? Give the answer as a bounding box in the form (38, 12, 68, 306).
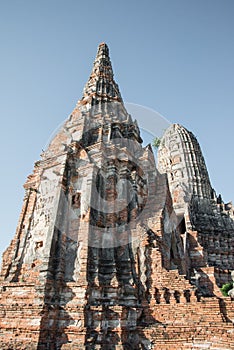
(0, 0, 234, 258)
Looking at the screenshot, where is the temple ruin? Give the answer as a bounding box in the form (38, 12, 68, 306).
(0, 43, 234, 349)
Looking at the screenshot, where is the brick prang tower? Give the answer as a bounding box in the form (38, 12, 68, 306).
(0, 43, 234, 350)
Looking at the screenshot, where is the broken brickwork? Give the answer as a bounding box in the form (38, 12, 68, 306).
(0, 43, 234, 349)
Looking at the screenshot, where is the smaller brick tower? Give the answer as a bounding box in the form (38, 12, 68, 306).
(158, 124, 234, 288)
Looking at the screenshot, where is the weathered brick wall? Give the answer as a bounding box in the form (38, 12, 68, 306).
(0, 282, 42, 349)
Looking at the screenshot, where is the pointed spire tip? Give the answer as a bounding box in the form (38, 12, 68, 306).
(98, 42, 109, 53)
(78, 42, 123, 106)
(99, 42, 108, 47)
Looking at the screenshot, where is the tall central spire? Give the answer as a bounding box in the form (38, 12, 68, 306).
(78, 43, 123, 108)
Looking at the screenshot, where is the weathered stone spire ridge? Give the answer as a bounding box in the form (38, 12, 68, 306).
(78, 42, 123, 108)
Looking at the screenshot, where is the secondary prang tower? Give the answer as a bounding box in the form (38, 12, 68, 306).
(0, 43, 234, 349)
